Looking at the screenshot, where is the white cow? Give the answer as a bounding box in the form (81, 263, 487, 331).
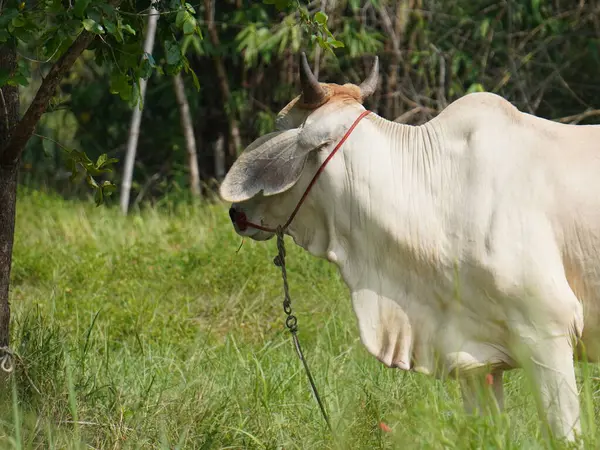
(220, 53, 600, 441)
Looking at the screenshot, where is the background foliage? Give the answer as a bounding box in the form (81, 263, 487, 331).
(12, 0, 600, 203)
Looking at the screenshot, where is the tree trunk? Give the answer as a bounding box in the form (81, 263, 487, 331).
(119, 4, 159, 214)
(0, 165, 17, 350)
(172, 73, 201, 197)
(204, 0, 242, 161)
(0, 43, 20, 357)
(214, 133, 225, 182)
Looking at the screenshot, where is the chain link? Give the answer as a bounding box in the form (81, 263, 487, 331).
(273, 227, 331, 432)
(0, 346, 14, 374)
(273, 228, 298, 334)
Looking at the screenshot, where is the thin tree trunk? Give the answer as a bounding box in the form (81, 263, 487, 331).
(379, 0, 408, 119)
(0, 165, 16, 350)
(120, 5, 159, 214)
(204, 0, 242, 160)
(313, 0, 327, 79)
(172, 73, 201, 197)
(313, 46, 321, 79)
(214, 133, 225, 181)
(0, 43, 20, 362)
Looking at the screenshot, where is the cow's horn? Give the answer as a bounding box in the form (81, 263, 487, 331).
(359, 56, 379, 99)
(300, 52, 327, 106)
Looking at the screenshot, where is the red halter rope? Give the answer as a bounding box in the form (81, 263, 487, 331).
(235, 109, 372, 233)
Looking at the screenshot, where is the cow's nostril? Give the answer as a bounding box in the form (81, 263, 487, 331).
(228, 207, 237, 223)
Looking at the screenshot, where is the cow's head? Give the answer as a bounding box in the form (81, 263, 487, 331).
(220, 53, 379, 242)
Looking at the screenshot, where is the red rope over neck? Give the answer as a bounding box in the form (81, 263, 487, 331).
(236, 109, 371, 233)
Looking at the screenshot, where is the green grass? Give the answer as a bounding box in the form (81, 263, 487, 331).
(3, 188, 599, 449)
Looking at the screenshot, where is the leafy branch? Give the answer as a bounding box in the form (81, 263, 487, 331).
(34, 134, 117, 206)
(0, 0, 204, 204)
(263, 0, 343, 51)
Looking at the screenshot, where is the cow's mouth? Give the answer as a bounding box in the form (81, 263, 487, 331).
(229, 210, 274, 241)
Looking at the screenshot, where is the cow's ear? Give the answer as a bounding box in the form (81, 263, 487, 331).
(219, 128, 320, 203)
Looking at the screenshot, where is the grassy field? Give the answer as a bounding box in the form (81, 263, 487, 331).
(2, 189, 599, 449)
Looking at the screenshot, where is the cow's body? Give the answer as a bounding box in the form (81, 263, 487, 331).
(220, 56, 599, 441)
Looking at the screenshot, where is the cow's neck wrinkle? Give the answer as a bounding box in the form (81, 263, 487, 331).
(336, 115, 450, 280)
(288, 112, 452, 274)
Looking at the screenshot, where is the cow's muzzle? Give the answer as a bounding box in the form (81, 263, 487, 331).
(228, 207, 248, 231)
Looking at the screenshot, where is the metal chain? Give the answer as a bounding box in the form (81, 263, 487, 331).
(273, 227, 332, 432)
(0, 346, 14, 374)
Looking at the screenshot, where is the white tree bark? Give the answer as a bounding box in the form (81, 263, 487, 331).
(214, 133, 225, 181)
(172, 73, 201, 197)
(120, 4, 159, 214)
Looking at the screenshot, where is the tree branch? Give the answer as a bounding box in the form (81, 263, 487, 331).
(555, 109, 600, 124)
(0, 0, 124, 166)
(1, 32, 99, 164)
(0, 31, 97, 165)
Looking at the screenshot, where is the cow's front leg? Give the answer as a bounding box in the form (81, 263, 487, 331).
(459, 370, 504, 415)
(509, 267, 583, 441)
(524, 337, 581, 441)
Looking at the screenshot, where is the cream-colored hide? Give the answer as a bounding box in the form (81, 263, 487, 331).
(220, 59, 600, 442)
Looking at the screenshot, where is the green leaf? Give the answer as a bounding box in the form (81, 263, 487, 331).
(41, 137, 54, 157)
(66, 159, 78, 182)
(165, 40, 182, 65)
(87, 175, 99, 189)
(73, 0, 91, 18)
(122, 24, 136, 35)
(82, 19, 105, 35)
(183, 20, 195, 35)
(0, 9, 19, 29)
(466, 82, 485, 94)
(314, 11, 328, 25)
(104, 20, 117, 36)
(94, 187, 103, 206)
(327, 38, 344, 48)
(479, 19, 490, 38)
(139, 58, 152, 79)
(11, 16, 26, 28)
(189, 69, 200, 91)
(102, 181, 117, 195)
(97, 3, 116, 18)
(7, 74, 28, 86)
(109, 72, 132, 100)
(86, 8, 100, 22)
(96, 154, 107, 168)
(131, 81, 140, 107)
(12, 26, 35, 43)
(176, 10, 187, 28)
